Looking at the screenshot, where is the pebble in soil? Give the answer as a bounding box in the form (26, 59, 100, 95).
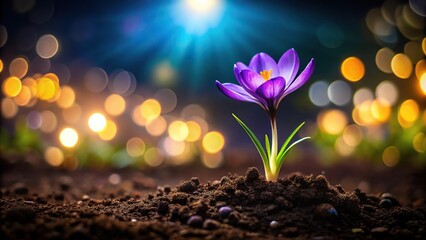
(218, 206, 232, 218)
(0, 167, 425, 240)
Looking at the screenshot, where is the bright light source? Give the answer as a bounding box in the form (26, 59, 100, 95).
(175, 0, 223, 35)
(59, 128, 79, 148)
(88, 112, 107, 132)
(420, 73, 426, 95)
(186, 0, 217, 13)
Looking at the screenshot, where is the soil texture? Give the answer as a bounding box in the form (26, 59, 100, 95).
(1, 167, 425, 239)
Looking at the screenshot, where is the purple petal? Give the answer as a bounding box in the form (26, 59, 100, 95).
(215, 81, 260, 104)
(255, 77, 286, 105)
(234, 65, 242, 83)
(278, 48, 300, 84)
(248, 53, 279, 78)
(235, 62, 248, 71)
(284, 58, 315, 96)
(233, 63, 249, 86)
(238, 69, 265, 92)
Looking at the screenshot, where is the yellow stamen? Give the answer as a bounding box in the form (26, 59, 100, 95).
(260, 69, 272, 81)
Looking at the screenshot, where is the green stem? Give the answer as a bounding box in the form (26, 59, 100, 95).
(265, 170, 278, 182)
(268, 111, 278, 181)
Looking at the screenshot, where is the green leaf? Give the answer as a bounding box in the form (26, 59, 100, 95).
(232, 114, 270, 171)
(265, 134, 271, 159)
(277, 122, 306, 160)
(276, 137, 310, 174)
(276, 122, 309, 172)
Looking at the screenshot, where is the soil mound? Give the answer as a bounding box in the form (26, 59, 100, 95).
(1, 167, 425, 239)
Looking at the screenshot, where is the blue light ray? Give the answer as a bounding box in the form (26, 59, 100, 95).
(81, 0, 319, 90)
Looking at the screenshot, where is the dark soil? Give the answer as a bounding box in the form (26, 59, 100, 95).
(1, 167, 425, 240)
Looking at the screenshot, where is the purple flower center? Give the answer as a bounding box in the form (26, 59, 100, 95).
(259, 69, 272, 81)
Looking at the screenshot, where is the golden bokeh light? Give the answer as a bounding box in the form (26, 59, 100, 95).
(1, 98, 18, 118)
(382, 146, 400, 167)
(0, 59, 3, 73)
(144, 147, 164, 167)
(40, 110, 57, 133)
(22, 77, 38, 97)
(98, 120, 117, 141)
(168, 120, 189, 141)
(398, 99, 419, 128)
(318, 109, 347, 135)
(201, 151, 223, 168)
(44, 146, 64, 167)
(420, 73, 426, 95)
(391, 53, 413, 79)
(126, 137, 146, 158)
(56, 86, 75, 108)
(140, 98, 161, 122)
(146, 116, 167, 136)
(36, 34, 59, 59)
(2, 76, 22, 97)
(335, 136, 355, 157)
(371, 99, 391, 123)
(88, 112, 107, 132)
(412, 132, 425, 153)
(415, 59, 426, 80)
(9, 57, 28, 79)
(43, 74, 61, 102)
(43, 73, 59, 83)
(104, 94, 126, 116)
(423, 37, 426, 55)
(13, 85, 31, 106)
(352, 100, 376, 126)
(185, 120, 202, 142)
(341, 57, 365, 82)
(62, 103, 81, 124)
(375, 48, 394, 73)
(132, 105, 147, 126)
(162, 137, 186, 157)
(59, 127, 79, 148)
(36, 77, 57, 100)
(342, 124, 363, 147)
(202, 131, 225, 154)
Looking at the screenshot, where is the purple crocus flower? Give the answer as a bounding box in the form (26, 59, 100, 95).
(215, 49, 314, 181)
(216, 49, 314, 112)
